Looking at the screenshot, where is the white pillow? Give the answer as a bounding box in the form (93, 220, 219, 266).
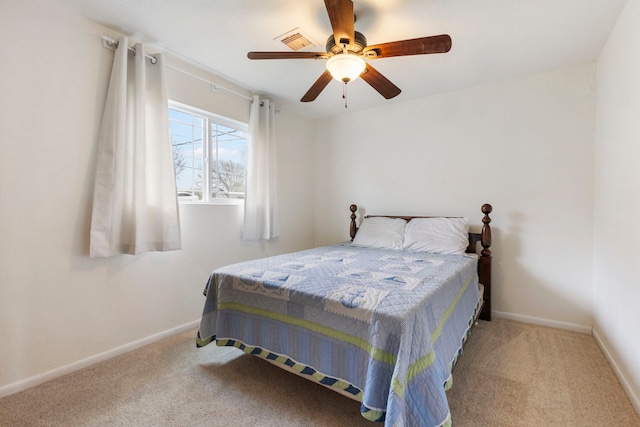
(352, 217, 407, 249)
(401, 217, 470, 254)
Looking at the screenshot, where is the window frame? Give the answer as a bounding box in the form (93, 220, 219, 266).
(169, 100, 248, 205)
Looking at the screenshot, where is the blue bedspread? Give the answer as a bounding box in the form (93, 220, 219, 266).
(198, 243, 481, 427)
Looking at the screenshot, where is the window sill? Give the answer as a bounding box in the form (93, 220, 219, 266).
(179, 198, 244, 206)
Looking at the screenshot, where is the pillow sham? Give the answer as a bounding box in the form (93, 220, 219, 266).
(401, 217, 470, 254)
(352, 217, 407, 249)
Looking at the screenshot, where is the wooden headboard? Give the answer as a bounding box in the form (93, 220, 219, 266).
(348, 204, 493, 321)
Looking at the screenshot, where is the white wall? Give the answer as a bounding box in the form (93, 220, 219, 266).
(593, 0, 640, 411)
(0, 0, 315, 394)
(314, 64, 596, 329)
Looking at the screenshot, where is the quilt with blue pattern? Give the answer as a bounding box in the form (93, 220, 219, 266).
(198, 243, 481, 427)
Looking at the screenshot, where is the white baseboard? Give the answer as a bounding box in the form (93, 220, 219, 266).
(592, 328, 640, 416)
(0, 320, 200, 399)
(492, 310, 593, 335)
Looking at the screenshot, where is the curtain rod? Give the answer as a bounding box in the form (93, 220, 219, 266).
(101, 36, 253, 103)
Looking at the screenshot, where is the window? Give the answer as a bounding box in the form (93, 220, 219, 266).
(169, 101, 248, 203)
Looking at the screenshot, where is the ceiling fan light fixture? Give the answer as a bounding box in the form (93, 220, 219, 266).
(326, 54, 366, 83)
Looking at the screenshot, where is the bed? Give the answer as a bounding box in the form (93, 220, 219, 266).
(197, 203, 493, 427)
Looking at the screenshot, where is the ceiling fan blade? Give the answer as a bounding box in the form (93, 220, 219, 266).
(324, 0, 355, 49)
(363, 34, 452, 59)
(360, 63, 401, 99)
(248, 51, 329, 60)
(301, 70, 333, 102)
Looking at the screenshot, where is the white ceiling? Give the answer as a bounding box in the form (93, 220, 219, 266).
(53, 0, 628, 119)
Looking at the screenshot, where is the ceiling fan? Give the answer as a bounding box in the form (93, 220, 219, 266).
(247, 0, 452, 104)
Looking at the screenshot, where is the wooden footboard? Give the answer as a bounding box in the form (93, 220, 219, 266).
(349, 203, 493, 321)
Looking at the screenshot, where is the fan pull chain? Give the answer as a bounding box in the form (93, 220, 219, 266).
(343, 82, 348, 108)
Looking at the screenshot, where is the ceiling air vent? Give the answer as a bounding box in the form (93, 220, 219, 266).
(275, 28, 318, 52)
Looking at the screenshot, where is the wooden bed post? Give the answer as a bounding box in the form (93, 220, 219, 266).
(479, 204, 492, 321)
(350, 204, 358, 240)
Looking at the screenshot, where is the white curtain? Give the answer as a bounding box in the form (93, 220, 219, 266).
(243, 96, 280, 241)
(90, 37, 181, 257)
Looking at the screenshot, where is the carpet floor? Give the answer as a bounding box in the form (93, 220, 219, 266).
(1, 318, 638, 426)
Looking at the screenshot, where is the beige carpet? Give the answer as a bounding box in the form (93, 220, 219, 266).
(1, 319, 638, 426)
